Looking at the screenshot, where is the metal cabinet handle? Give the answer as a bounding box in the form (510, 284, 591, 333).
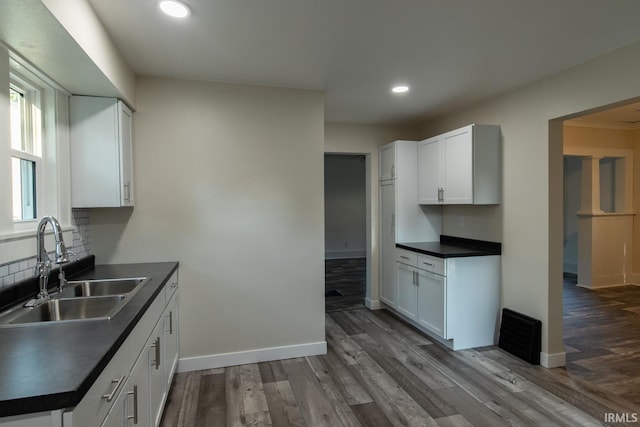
(391, 165, 395, 178)
(151, 337, 161, 369)
(102, 375, 125, 402)
(124, 182, 131, 203)
(423, 262, 433, 267)
(165, 311, 173, 335)
(400, 256, 409, 260)
(127, 385, 138, 424)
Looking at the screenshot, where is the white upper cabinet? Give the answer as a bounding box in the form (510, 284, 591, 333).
(378, 143, 395, 181)
(418, 124, 500, 205)
(70, 96, 134, 208)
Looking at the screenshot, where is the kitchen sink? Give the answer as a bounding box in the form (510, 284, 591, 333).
(58, 277, 148, 298)
(0, 276, 151, 327)
(8, 296, 125, 325)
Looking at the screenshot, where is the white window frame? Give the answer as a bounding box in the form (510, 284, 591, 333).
(0, 48, 74, 263)
(10, 73, 43, 223)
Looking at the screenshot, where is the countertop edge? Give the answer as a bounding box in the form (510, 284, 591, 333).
(396, 238, 502, 258)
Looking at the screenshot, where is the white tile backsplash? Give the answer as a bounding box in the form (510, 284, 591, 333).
(0, 209, 93, 289)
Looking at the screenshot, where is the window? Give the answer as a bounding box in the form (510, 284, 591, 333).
(9, 76, 42, 222)
(0, 50, 71, 242)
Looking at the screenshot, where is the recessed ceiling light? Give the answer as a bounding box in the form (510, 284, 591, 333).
(159, 0, 191, 18)
(392, 85, 409, 94)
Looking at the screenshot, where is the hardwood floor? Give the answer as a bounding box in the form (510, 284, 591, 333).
(160, 271, 640, 426)
(563, 275, 640, 406)
(324, 258, 366, 312)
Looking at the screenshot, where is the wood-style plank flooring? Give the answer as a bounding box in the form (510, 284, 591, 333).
(324, 258, 366, 312)
(160, 271, 640, 426)
(563, 275, 640, 406)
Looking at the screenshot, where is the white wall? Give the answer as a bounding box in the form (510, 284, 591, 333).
(91, 77, 326, 365)
(324, 154, 366, 259)
(419, 40, 640, 367)
(41, 0, 136, 106)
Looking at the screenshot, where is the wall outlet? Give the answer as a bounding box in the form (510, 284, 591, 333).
(458, 216, 464, 227)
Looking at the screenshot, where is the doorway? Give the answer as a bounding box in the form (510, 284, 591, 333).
(558, 100, 640, 404)
(324, 153, 367, 312)
(562, 116, 636, 287)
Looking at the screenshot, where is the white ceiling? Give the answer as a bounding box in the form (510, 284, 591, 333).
(86, 0, 640, 125)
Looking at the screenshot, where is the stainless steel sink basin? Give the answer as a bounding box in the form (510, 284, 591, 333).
(0, 276, 151, 327)
(9, 296, 125, 325)
(58, 277, 147, 298)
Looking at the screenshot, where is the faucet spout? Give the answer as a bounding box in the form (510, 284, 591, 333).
(37, 215, 69, 265)
(29, 216, 70, 306)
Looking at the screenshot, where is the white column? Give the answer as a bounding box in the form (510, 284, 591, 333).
(579, 156, 603, 214)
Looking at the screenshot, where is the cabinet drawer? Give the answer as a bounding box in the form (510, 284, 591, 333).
(417, 254, 445, 276)
(396, 248, 417, 266)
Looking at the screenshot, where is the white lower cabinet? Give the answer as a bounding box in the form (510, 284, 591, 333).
(148, 320, 166, 427)
(392, 250, 499, 350)
(416, 268, 446, 338)
(65, 270, 180, 427)
(396, 262, 418, 321)
(163, 292, 179, 395)
(395, 249, 418, 321)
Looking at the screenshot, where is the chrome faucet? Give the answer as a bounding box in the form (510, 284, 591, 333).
(25, 216, 70, 307)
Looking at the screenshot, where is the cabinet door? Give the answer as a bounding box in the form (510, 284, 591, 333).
(100, 381, 127, 427)
(163, 291, 179, 393)
(124, 347, 151, 427)
(379, 181, 397, 307)
(443, 128, 473, 204)
(418, 138, 443, 204)
(379, 144, 395, 181)
(396, 263, 417, 321)
(118, 101, 134, 207)
(148, 322, 166, 427)
(417, 270, 447, 338)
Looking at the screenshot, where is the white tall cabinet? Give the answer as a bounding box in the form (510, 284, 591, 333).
(70, 96, 134, 208)
(418, 124, 500, 205)
(378, 141, 440, 308)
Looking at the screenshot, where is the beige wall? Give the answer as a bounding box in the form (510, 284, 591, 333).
(419, 40, 640, 365)
(324, 122, 420, 306)
(91, 77, 326, 360)
(564, 125, 634, 148)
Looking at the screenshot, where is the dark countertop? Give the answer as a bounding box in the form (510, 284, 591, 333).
(0, 260, 179, 417)
(397, 235, 501, 258)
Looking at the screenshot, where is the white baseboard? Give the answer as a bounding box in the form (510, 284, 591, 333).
(325, 250, 366, 259)
(177, 341, 327, 373)
(540, 351, 566, 368)
(365, 298, 381, 310)
(628, 272, 640, 284)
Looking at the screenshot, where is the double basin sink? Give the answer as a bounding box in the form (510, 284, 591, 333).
(0, 277, 150, 327)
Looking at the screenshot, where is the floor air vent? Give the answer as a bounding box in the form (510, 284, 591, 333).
(498, 308, 541, 365)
